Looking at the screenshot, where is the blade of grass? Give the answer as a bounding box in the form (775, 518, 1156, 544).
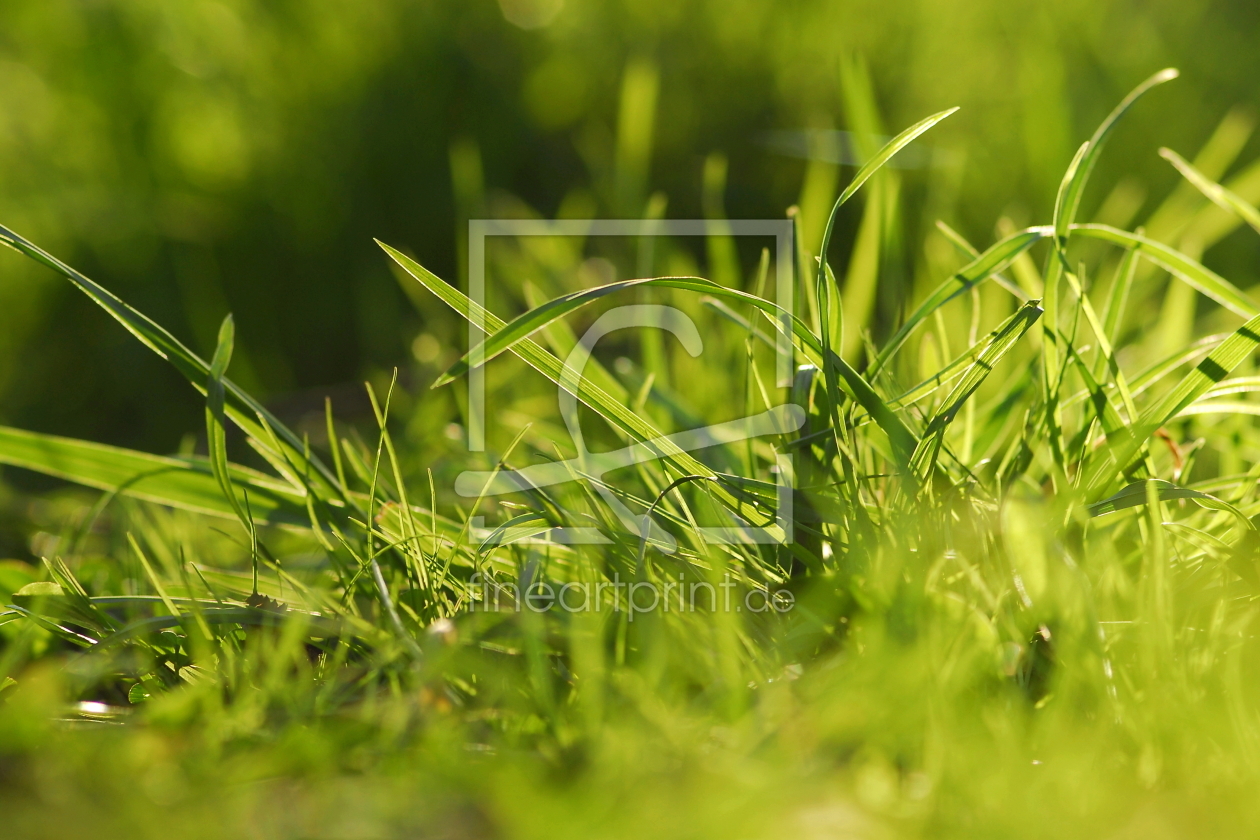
(0, 224, 355, 514)
(412, 261, 919, 472)
(1055, 68, 1180, 245)
(872, 226, 1050, 378)
(386, 243, 916, 496)
(1084, 310, 1260, 497)
(1160, 147, 1260, 236)
(908, 301, 1043, 482)
(0, 425, 309, 525)
(1071, 224, 1259, 318)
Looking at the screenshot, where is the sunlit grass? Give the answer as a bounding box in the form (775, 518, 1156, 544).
(5, 67, 1260, 838)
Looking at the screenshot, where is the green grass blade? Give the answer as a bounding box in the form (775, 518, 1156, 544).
(401, 256, 919, 470)
(433, 276, 706, 388)
(0, 425, 309, 526)
(812, 108, 959, 304)
(1099, 241, 1140, 358)
(1160, 147, 1260, 236)
(935, 221, 1029, 300)
(1056, 68, 1179, 243)
(1144, 313, 1260, 420)
(1089, 478, 1252, 527)
(908, 301, 1043, 481)
(205, 315, 251, 535)
(1071, 224, 1259, 317)
(1054, 141, 1092, 247)
(1084, 310, 1260, 497)
(0, 224, 353, 512)
(380, 244, 786, 527)
(810, 107, 957, 468)
(872, 226, 1050, 377)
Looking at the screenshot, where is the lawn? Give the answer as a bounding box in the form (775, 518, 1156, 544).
(3, 61, 1260, 838)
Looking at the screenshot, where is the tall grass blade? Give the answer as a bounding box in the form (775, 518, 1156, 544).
(908, 301, 1043, 481)
(0, 224, 352, 512)
(1071, 223, 1259, 317)
(1084, 310, 1260, 497)
(1160, 147, 1260, 236)
(417, 267, 919, 469)
(381, 245, 785, 528)
(0, 425, 309, 525)
(872, 226, 1050, 377)
(1055, 68, 1179, 244)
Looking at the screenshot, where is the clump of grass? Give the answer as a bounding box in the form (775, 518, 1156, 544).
(4, 67, 1260, 838)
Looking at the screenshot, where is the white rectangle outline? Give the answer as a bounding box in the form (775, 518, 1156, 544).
(467, 218, 795, 544)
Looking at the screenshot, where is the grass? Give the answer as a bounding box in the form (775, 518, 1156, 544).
(4, 66, 1260, 838)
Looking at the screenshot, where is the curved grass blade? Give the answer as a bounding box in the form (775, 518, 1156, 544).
(381, 245, 785, 527)
(1088, 478, 1252, 527)
(934, 221, 1028, 300)
(872, 226, 1050, 377)
(1097, 241, 1141, 376)
(1084, 310, 1260, 497)
(1128, 334, 1225, 396)
(812, 108, 957, 468)
(435, 275, 705, 388)
(1160, 147, 1260, 236)
(0, 424, 310, 526)
(1141, 314, 1260, 425)
(1071, 224, 1259, 318)
(814, 107, 960, 283)
(1046, 68, 1178, 429)
(205, 315, 252, 535)
(1197, 376, 1260, 399)
(97, 607, 346, 648)
(1178, 401, 1260, 418)
(0, 224, 354, 514)
(394, 256, 920, 470)
(908, 301, 1043, 482)
(1055, 68, 1179, 244)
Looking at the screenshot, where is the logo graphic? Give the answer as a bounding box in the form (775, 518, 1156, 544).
(459, 219, 799, 547)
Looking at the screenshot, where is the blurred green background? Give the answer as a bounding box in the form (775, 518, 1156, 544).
(0, 0, 1258, 456)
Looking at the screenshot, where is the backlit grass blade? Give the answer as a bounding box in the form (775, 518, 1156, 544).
(402, 258, 920, 470)
(1143, 313, 1260, 422)
(908, 301, 1043, 482)
(0, 224, 353, 513)
(1071, 224, 1259, 317)
(1160, 147, 1260, 237)
(812, 108, 957, 468)
(204, 314, 262, 596)
(1055, 68, 1179, 244)
(1178, 401, 1260, 418)
(1199, 376, 1260, 399)
(814, 107, 960, 282)
(934, 221, 1028, 300)
(434, 275, 705, 388)
(1098, 241, 1140, 369)
(1068, 346, 1129, 440)
(1066, 345, 1146, 488)
(1089, 479, 1252, 527)
(0, 425, 309, 526)
(205, 315, 252, 534)
(1053, 141, 1092, 248)
(1128, 334, 1225, 396)
(872, 226, 1050, 377)
(380, 245, 784, 528)
(1084, 310, 1260, 497)
(1060, 267, 1138, 420)
(1044, 68, 1178, 439)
